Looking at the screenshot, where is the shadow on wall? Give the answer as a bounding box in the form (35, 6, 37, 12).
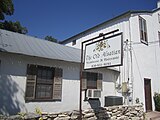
(0, 75, 25, 115)
(88, 99, 101, 109)
(88, 99, 110, 119)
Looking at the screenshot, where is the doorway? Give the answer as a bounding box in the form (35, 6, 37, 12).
(144, 78, 152, 112)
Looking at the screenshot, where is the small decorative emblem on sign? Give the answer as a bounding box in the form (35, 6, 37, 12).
(93, 40, 110, 52)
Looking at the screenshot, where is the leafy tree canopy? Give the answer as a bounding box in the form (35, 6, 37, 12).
(44, 36, 58, 43)
(0, 0, 14, 20)
(0, 0, 28, 34)
(0, 20, 28, 34)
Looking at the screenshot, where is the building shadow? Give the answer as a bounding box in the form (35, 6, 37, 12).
(88, 99, 101, 109)
(88, 99, 110, 119)
(0, 75, 25, 115)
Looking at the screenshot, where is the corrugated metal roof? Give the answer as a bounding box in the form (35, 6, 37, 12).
(0, 29, 81, 63)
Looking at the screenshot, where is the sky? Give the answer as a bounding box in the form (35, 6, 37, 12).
(5, 0, 158, 41)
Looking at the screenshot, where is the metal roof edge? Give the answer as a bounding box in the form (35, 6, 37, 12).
(0, 51, 81, 64)
(0, 29, 81, 63)
(61, 9, 157, 44)
(0, 29, 81, 51)
(152, 7, 160, 12)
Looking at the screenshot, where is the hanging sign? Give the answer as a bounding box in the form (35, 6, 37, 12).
(84, 33, 123, 69)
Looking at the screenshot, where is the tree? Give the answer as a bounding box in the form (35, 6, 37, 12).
(0, 20, 28, 34)
(0, 0, 14, 20)
(44, 36, 58, 43)
(0, 0, 28, 34)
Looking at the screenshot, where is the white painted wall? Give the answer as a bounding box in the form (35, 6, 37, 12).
(63, 9, 160, 111)
(0, 52, 119, 115)
(130, 10, 160, 110)
(65, 17, 130, 49)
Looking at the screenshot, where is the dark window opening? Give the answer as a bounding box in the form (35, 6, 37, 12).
(25, 64, 62, 102)
(72, 40, 76, 46)
(87, 72, 97, 89)
(139, 16, 148, 45)
(158, 14, 160, 23)
(82, 71, 102, 90)
(158, 31, 160, 47)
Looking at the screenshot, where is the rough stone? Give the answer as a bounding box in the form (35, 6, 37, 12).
(0, 115, 7, 120)
(135, 107, 141, 111)
(54, 116, 70, 120)
(83, 109, 94, 114)
(47, 118, 52, 120)
(0, 105, 144, 120)
(24, 112, 40, 119)
(119, 115, 128, 120)
(87, 116, 97, 120)
(130, 111, 138, 115)
(48, 114, 57, 118)
(42, 115, 48, 120)
(125, 112, 131, 116)
(58, 114, 68, 117)
(8, 115, 22, 120)
(71, 115, 78, 120)
(72, 110, 80, 116)
(110, 116, 117, 120)
(112, 109, 118, 113)
(84, 112, 95, 118)
(130, 117, 140, 120)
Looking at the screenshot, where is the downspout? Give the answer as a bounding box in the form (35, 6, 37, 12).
(128, 14, 134, 104)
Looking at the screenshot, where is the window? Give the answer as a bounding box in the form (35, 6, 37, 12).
(82, 71, 103, 90)
(72, 40, 76, 46)
(139, 16, 148, 45)
(158, 14, 160, 23)
(36, 66, 54, 99)
(0, 60, 1, 75)
(25, 64, 63, 102)
(87, 72, 97, 89)
(158, 31, 160, 47)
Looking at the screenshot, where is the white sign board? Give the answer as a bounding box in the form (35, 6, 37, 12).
(84, 33, 123, 69)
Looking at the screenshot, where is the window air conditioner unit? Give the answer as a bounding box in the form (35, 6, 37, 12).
(86, 89, 101, 98)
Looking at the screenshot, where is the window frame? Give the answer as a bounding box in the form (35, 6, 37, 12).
(35, 66, 54, 100)
(82, 71, 103, 90)
(86, 72, 98, 89)
(0, 60, 1, 75)
(158, 31, 160, 47)
(72, 40, 76, 46)
(25, 64, 62, 102)
(158, 13, 160, 23)
(139, 16, 148, 45)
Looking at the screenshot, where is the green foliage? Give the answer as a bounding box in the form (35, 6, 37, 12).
(153, 92, 160, 111)
(0, 0, 14, 20)
(0, 0, 28, 34)
(35, 107, 43, 120)
(44, 35, 58, 43)
(35, 107, 42, 115)
(0, 20, 28, 34)
(18, 112, 26, 119)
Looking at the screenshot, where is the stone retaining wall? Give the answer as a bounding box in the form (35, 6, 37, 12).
(0, 104, 144, 120)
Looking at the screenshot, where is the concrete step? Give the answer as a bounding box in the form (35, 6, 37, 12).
(146, 111, 160, 120)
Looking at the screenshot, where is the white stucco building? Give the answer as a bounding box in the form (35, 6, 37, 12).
(61, 2, 160, 112)
(1, 1, 160, 116)
(0, 29, 119, 115)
